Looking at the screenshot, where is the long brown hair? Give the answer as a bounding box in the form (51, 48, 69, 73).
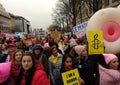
(16, 51, 36, 85)
(12, 49, 24, 62)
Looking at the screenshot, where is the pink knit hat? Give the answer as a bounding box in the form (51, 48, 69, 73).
(103, 53, 118, 64)
(8, 42, 16, 47)
(74, 45, 86, 55)
(64, 38, 69, 43)
(69, 41, 78, 48)
(70, 38, 76, 42)
(0, 62, 11, 83)
(44, 43, 49, 48)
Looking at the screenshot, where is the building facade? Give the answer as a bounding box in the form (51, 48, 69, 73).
(0, 3, 32, 34)
(0, 4, 11, 33)
(9, 13, 32, 34)
(76, 0, 120, 25)
(14, 16, 31, 33)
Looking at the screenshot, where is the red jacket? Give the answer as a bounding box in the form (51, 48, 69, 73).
(20, 64, 51, 85)
(11, 62, 20, 83)
(31, 64, 51, 85)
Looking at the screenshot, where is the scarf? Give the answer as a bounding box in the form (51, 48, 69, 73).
(51, 54, 59, 64)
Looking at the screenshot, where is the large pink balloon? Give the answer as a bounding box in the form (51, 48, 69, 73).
(102, 21, 120, 42)
(0, 62, 11, 83)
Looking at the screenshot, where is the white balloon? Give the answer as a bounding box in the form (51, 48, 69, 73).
(86, 7, 120, 54)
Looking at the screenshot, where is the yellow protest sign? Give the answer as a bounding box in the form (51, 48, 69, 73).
(87, 31, 104, 54)
(62, 68, 80, 85)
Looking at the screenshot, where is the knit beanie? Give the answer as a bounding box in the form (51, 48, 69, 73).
(69, 38, 76, 42)
(33, 44, 43, 52)
(64, 38, 69, 43)
(69, 41, 78, 48)
(103, 53, 118, 64)
(74, 45, 86, 55)
(8, 42, 17, 47)
(0, 62, 11, 83)
(44, 43, 49, 48)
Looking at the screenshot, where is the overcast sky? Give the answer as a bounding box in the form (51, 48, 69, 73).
(0, 0, 58, 30)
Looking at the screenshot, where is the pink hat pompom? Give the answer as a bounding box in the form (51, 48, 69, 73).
(103, 54, 118, 64)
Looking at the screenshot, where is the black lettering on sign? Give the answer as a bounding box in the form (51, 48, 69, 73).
(68, 73, 72, 77)
(92, 33, 100, 49)
(66, 75, 68, 78)
(67, 80, 70, 84)
(66, 77, 77, 84)
(72, 82, 79, 85)
(73, 72, 75, 76)
(68, 72, 75, 78)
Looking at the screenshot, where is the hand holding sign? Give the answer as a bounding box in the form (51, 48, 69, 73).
(78, 77, 85, 85)
(62, 68, 81, 85)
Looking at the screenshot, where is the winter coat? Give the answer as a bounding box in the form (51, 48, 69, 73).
(31, 64, 51, 85)
(99, 65, 120, 85)
(78, 59, 98, 85)
(11, 62, 20, 83)
(0, 54, 8, 63)
(48, 53, 63, 85)
(32, 45, 49, 76)
(20, 64, 51, 85)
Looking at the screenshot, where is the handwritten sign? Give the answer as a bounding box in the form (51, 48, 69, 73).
(62, 68, 80, 85)
(73, 22, 87, 38)
(50, 31, 61, 39)
(87, 31, 104, 54)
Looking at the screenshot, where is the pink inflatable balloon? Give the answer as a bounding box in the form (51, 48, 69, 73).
(0, 62, 11, 83)
(102, 21, 120, 42)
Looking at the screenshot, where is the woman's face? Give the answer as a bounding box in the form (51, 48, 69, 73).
(34, 49, 41, 55)
(109, 58, 119, 70)
(81, 48, 88, 60)
(15, 51, 22, 62)
(81, 49, 87, 56)
(64, 57, 72, 70)
(1, 44, 7, 50)
(52, 47, 58, 56)
(8, 46, 16, 53)
(22, 56, 33, 71)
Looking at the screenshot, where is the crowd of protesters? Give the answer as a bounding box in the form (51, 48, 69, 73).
(0, 32, 120, 85)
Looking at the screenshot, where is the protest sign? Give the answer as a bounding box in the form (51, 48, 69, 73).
(88, 31, 104, 54)
(62, 68, 80, 85)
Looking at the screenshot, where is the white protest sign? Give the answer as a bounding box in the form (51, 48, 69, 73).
(73, 22, 87, 38)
